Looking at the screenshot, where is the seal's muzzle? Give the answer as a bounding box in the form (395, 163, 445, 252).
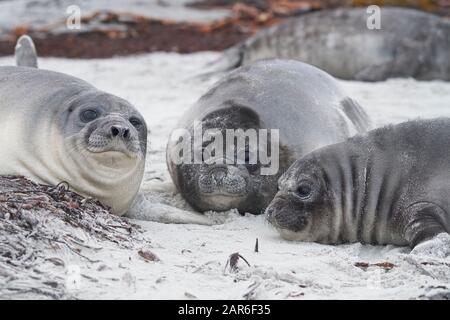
(86, 116, 142, 158)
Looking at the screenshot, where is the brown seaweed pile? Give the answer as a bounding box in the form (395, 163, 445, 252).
(0, 175, 148, 299)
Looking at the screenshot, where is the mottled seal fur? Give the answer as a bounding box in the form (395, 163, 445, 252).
(167, 59, 371, 214)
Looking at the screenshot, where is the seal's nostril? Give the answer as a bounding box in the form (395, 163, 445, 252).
(111, 126, 119, 137)
(123, 128, 130, 139)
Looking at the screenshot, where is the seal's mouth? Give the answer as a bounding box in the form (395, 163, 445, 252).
(87, 135, 141, 158)
(267, 215, 313, 241)
(271, 226, 312, 242)
(197, 165, 249, 195)
(199, 194, 247, 212)
(202, 193, 244, 198)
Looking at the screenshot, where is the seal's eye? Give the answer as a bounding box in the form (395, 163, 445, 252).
(129, 117, 142, 128)
(296, 182, 313, 200)
(80, 109, 99, 122)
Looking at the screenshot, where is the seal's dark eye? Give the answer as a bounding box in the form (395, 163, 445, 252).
(296, 183, 313, 200)
(80, 109, 99, 122)
(129, 117, 142, 128)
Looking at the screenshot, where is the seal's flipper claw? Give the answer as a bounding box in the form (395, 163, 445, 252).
(403, 202, 450, 257)
(126, 194, 215, 226)
(15, 35, 38, 68)
(410, 233, 450, 258)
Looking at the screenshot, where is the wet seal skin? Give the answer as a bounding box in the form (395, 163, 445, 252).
(167, 59, 371, 215)
(266, 118, 450, 257)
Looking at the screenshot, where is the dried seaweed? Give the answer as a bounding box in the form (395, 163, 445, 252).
(0, 175, 148, 299)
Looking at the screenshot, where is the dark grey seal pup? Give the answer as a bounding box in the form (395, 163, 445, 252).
(166, 59, 371, 215)
(266, 118, 450, 255)
(219, 7, 450, 81)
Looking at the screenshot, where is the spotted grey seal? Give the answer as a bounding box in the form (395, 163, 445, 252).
(0, 66, 147, 215)
(266, 118, 450, 255)
(219, 7, 450, 81)
(166, 59, 371, 214)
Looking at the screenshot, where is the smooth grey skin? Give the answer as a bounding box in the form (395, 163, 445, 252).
(15, 35, 38, 68)
(0, 66, 147, 215)
(167, 59, 371, 215)
(266, 118, 450, 253)
(220, 7, 450, 81)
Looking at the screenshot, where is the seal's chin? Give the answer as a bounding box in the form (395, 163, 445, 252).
(84, 139, 142, 169)
(196, 165, 250, 211)
(266, 210, 312, 241)
(273, 227, 311, 241)
(200, 193, 247, 212)
(87, 145, 140, 159)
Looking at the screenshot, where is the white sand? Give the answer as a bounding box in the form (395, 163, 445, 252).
(0, 52, 449, 299)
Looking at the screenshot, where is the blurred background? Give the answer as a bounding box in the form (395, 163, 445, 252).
(0, 0, 449, 58)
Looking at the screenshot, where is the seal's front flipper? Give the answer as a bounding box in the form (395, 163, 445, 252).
(340, 97, 372, 133)
(403, 202, 450, 257)
(410, 233, 450, 258)
(126, 193, 215, 226)
(15, 35, 38, 68)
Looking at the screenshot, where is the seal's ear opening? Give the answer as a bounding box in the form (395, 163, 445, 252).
(203, 101, 261, 129)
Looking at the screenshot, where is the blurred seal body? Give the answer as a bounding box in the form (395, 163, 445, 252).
(267, 119, 450, 248)
(15, 35, 38, 68)
(167, 60, 371, 214)
(0, 67, 147, 215)
(222, 7, 450, 81)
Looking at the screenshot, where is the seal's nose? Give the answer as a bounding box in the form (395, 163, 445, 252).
(111, 125, 130, 139)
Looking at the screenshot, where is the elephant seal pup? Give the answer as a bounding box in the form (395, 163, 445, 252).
(166, 59, 371, 215)
(219, 7, 450, 81)
(266, 118, 450, 255)
(0, 66, 147, 215)
(3, 37, 213, 225)
(15, 35, 38, 68)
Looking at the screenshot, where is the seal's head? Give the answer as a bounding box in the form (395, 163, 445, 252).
(266, 153, 334, 242)
(62, 91, 147, 168)
(170, 103, 280, 214)
(0, 67, 147, 216)
(53, 89, 147, 215)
